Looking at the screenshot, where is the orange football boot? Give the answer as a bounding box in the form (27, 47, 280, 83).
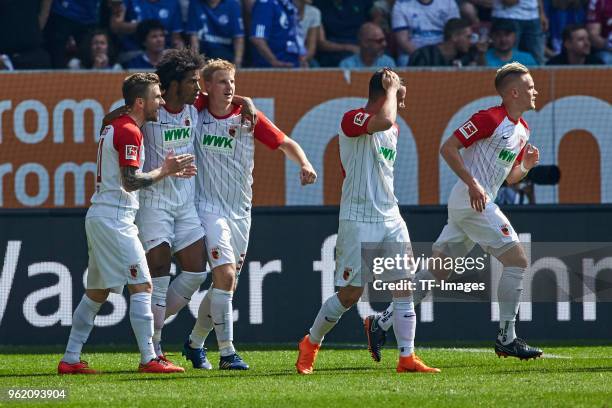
(58, 360, 98, 375)
(295, 335, 320, 374)
(138, 357, 185, 373)
(397, 354, 441, 373)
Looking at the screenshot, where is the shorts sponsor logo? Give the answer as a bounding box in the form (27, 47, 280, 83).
(125, 145, 138, 161)
(459, 121, 477, 139)
(211, 247, 220, 260)
(500, 224, 511, 236)
(343, 267, 352, 281)
(201, 134, 235, 155)
(129, 264, 138, 278)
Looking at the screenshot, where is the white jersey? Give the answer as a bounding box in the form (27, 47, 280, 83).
(448, 105, 529, 209)
(194, 106, 285, 219)
(139, 105, 199, 209)
(338, 108, 401, 222)
(391, 0, 460, 50)
(492, 0, 539, 20)
(88, 115, 144, 222)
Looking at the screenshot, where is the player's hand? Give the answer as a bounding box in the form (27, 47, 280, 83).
(522, 144, 540, 170)
(382, 69, 400, 92)
(300, 163, 317, 185)
(468, 179, 488, 212)
(398, 85, 406, 108)
(173, 163, 197, 178)
(240, 97, 258, 131)
(162, 151, 195, 177)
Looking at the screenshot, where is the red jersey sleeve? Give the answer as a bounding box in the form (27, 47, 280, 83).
(340, 109, 372, 137)
(194, 92, 208, 112)
(453, 110, 498, 148)
(253, 111, 285, 149)
(515, 144, 527, 164)
(113, 124, 142, 167)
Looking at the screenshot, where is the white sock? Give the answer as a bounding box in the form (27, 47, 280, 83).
(210, 288, 235, 357)
(63, 295, 102, 364)
(151, 276, 170, 356)
(129, 292, 157, 364)
(412, 268, 436, 305)
(497, 266, 525, 345)
(378, 268, 436, 333)
(166, 271, 208, 317)
(392, 296, 416, 357)
(309, 294, 349, 345)
(190, 289, 213, 349)
(378, 303, 394, 331)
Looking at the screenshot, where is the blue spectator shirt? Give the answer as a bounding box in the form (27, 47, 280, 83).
(126, 53, 155, 69)
(121, 0, 183, 50)
(485, 48, 538, 67)
(187, 0, 244, 61)
(51, 0, 101, 25)
(250, 0, 301, 67)
(339, 53, 396, 69)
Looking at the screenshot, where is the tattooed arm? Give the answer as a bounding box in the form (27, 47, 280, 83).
(120, 152, 196, 192)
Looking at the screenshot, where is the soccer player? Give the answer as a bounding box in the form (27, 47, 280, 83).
(364, 62, 543, 362)
(58, 73, 194, 374)
(102, 49, 257, 366)
(295, 68, 440, 375)
(183, 58, 317, 370)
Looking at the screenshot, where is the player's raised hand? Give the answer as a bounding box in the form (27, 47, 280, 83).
(468, 179, 488, 212)
(382, 69, 400, 92)
(522, 144, 539, 170)
(240, 97, 258, 131)
(161, 150, 195, 177)
(398, 85, 407, 108)
(300, 163, 317, 185)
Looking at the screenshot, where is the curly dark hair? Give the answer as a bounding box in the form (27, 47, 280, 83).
(155, 48, 206, 91)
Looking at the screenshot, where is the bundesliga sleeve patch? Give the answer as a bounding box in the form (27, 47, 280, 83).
(459, 121, 478, 139)
(125, 145, 138, 161)
(353, 112, 370, 126)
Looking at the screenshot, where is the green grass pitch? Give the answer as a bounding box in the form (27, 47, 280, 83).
(2, 345, 611, 407)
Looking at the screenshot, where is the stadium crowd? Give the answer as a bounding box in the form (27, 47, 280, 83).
(0, 0, 609, 70)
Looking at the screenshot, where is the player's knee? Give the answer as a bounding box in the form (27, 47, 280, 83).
(128, 282, 152, 294)
(337, 287, 363, 308)
(212, 264, 236, 291)
(85, 289, 110, 303)
(499, 245, 528, 269)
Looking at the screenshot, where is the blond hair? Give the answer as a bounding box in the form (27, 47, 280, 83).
(202, 58, 236, 82)
(122, 72, 160, 106)
(494, 62, 530, 93)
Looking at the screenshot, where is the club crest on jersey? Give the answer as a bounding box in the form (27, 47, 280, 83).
(500, 224, 511, 236)
(211, 247, 220, 260)
(125, 145, 138, 161)
(101, 126, 110, 136)
(228, 126, 238, 137)
(184, 116, 191, 127)
(353, 112, 370, 126)
(459, 121, 478, 139)
(129, 264, 138, 278)
(343, 267, 352, 281)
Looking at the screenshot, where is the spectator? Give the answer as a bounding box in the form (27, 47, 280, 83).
(0, 0, 52, 69)
(187, 0, 244, 66)
(110, 0, 184, 55)
(392, 0, 460, 66)
(409, 18, 484, 66)
(68, 29, 123, 69)
(543, 0, 586, 55)
(459, 0, 494, 25)
(295, 0, 321, 67)
(485, 19, 538, 66)
(249, 0, 301, 68)
(44, 0, 101, 68)
(313, 0, 372, 67)
(370, 0, 399, 58)
(586, 0, 612, 64)
(339, 22, 396, 68)
(126, 19, 167, 68)
(491, 0, 549, 64)
(546, 23, 604, 63)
